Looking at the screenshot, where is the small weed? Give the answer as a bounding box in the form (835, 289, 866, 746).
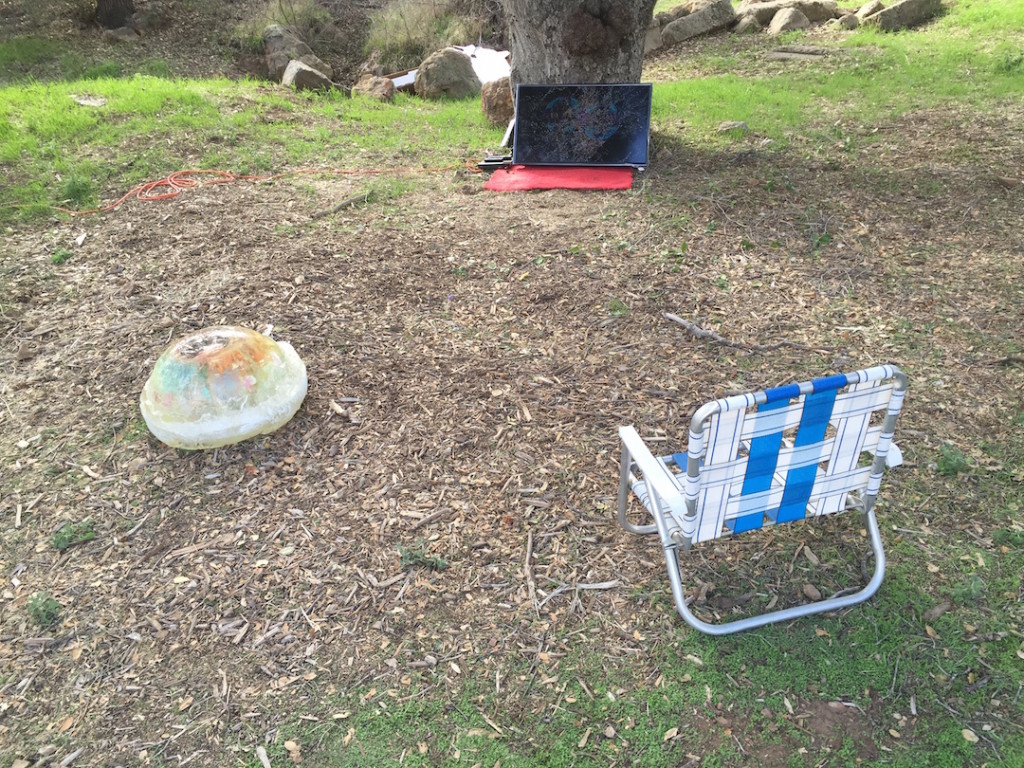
(936, 444, 971, 476)
(451, 265, 469, 277)
(714, 275, 729, 290)
(811, 232, 832, 251)
(951, 574, 987, 603)
(51, 248, 72, 265)
(994, 49, 1024, 73)
(399, 544, 448, 571)
(52, 519, 96, 552)
(608, 298, 630, 317)
(62, 176, 94, 208)
(28, 593, 62, 628)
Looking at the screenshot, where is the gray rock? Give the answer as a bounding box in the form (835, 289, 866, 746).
(102, 26, 140, 44)
(263, 24, 332, 83)
(298, 54, 333, 79)
(352, 74, 395, 102)
(856, 0, 885, 18)
(767, 7, 812, 34)
(281, 60, 336, 93)
(481, 76, 513, 126)
(655, 6, 692, 26)
(662, 0, 737, 46)
(736, 0, 840, 25)
(132, 1, 172, 32)
(834, 12, 860, 27)
(644, 19, 663, 53)
(733, 14, 763, 34)
(718, 120, 749, 132)
(865, 0, 942, 30)
(414, 48, 480, 100)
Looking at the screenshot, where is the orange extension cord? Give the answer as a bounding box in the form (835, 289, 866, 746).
(56, 164, 478, 216)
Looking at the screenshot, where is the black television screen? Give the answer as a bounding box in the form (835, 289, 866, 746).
(512, 83, 653, 167)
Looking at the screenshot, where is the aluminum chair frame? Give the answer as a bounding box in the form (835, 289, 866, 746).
(617, 365, 907, 635)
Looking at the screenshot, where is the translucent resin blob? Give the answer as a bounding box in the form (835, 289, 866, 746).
(140, 326, 307, 450)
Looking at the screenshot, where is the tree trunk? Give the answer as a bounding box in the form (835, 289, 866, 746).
(502, 0, 658, 87)
(96, 0, 135, 29)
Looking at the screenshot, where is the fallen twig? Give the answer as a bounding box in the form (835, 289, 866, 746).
(311, 190, 374, 220)
(411, 508, 451, 530)
(983, 355, 1024, 366)
(538, 579, 620, 609)
(662, 312, 826, 353)
(524, 530, 538, 617)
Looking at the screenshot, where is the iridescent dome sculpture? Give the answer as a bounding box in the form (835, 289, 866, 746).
(140, 326, 307, 450)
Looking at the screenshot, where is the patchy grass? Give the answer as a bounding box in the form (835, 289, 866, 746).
(51, 518, 96, 551)
(0, 79, 498, 225)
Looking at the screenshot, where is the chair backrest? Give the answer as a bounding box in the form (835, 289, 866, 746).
(677, 365, 906, 546)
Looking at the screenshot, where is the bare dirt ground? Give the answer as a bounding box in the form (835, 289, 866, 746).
(2, 6, 1024, 768)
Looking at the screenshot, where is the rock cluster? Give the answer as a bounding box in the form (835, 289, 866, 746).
(98, 1, 172, 44)
(262, 24, 339, 93)
(644, 0, 943, 50)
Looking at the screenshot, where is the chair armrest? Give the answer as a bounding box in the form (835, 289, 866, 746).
(618, 426, 688, 520)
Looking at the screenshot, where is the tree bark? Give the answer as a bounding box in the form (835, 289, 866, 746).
(96, 0, 136, 29)
(502, 0, 658, 87)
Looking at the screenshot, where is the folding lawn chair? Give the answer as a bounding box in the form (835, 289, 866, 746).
(617, 365, 907, 635)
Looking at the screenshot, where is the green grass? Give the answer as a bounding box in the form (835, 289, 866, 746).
(648, 0, 1024, 146)
(0, 36, 63, 71)
(0, 77, 498, 225)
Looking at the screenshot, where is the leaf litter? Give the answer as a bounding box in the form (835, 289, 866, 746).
(1, 101, 1023, 765)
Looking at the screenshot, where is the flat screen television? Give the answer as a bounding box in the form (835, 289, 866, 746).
(511, 83, 653, 168)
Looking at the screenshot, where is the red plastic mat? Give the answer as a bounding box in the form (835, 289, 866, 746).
(483, 164, 633, 192)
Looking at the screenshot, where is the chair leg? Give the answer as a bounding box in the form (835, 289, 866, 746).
(617, 444, 657, 536)
(665, 508, 888, 635)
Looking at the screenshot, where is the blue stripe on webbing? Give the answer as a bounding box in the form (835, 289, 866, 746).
(727, 398, 788, 533)
(762, 383, 801, 404)
(811, 372, 850, 394)
(731, 511, 765, 534)
(772, 388, 838, 524)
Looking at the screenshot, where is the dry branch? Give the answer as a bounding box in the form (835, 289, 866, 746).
(662, 312, 827, 354)
(311, 190, 374, 220)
